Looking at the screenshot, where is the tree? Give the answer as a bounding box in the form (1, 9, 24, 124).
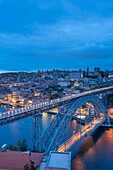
(24, 160, 36, 170)
(105, 70, 109, 78)
(7, 144, 19, 151)
(17, 139, 27, 151)
(99, 71, 105, 78)
(83, 71, 86, 78)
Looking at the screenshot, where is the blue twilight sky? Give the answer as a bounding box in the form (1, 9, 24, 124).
(0, 0, 113, 71)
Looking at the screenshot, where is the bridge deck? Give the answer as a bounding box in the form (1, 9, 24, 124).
(0, 86, 113, 124)
(58, 117, 105, 152)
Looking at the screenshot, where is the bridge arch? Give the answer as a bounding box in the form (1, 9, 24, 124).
(36, 94, 107, 154)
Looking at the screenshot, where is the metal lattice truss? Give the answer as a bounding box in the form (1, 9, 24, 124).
(32, 114, 42, 151)
(35, 103, 73, 152)
(36, 94, 107, 154)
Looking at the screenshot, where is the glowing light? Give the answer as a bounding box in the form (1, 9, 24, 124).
(52, 115, 55, 119)
(76, 115, 86, 119)
(42, 112, 47, 117)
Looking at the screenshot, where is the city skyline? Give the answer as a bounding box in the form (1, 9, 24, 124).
(0, 0, 113, 71)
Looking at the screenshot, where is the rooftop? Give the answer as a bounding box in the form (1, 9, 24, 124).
(0, 151, 43, 170)
(46, 151, 71, 170)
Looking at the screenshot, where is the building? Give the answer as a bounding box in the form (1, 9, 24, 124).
(108, 70, 113, 78)
(88, 78, 98, 88)
(69, 71, 83, 80)
(45, 151, 71, 170)
(57, 78, 71, 87)
(0, 151, 43, 170)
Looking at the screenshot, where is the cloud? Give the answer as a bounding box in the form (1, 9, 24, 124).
(34, 0, 56, 9)
(0, 0, 113, 61)
(0, 16, 113, 48)
(0, 0, 113, 71)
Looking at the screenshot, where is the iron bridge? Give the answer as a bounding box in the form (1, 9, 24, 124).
(34, 94, 110, 154)
(0, 86, 113, 126)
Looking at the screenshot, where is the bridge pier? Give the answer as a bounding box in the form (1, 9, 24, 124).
(32, 113, 42, 152)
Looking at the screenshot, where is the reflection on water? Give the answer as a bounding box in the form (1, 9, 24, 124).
(0, 117, 33, 147)
(1, 112, 113, 170)
(0, 114, 54, 147)
(72, 128, 113, 170)
(0, 114, 80, 148)
(63, 119, 81, 142)
(72, 156, 87, 170)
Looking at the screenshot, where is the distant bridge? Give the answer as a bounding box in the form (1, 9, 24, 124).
(0, 86, 113, 126)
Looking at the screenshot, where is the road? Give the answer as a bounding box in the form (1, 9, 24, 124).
(58, 117, 105, 152)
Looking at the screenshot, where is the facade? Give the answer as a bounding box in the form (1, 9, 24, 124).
(108, 70, 113, 78)
(69, 71, 83, 80)
(57, 78, 71, 87)
(58, 80, 70, 87)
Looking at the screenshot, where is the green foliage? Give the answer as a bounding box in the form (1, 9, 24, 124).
(50, 94, 59, 99)
(107, 93, 113, 106)
(83, 71, 86, 78)
(17, 139, 27, 151)
(7, 144, 19, 151)
(99, 71, 105, 78)
(24, 160, 37, 170)
(45, 85, 64, 94)
(104, 71, 109, 78)
(57, 87, 64, 92)
(7, 139, 28, 151)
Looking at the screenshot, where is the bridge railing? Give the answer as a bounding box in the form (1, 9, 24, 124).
(0, 86, 113, 120)
(58, 117, 105, 152)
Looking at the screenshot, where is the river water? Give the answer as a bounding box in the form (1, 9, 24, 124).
(0, 113, 81, 147)
(72, 127, 113, 170)
(0, 113, 113, 170)
(0, 113, 53, 147)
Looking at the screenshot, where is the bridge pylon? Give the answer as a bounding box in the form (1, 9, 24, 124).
(32, 113, 42, 152)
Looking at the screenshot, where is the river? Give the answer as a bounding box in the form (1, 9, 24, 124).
(0, 113, 81, 147)
(0, 112, 113, 170)
(72, 127, 113, 170)
(0, 113, 54, 147)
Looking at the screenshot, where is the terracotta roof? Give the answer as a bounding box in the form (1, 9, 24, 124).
(0, 151, 43, 170)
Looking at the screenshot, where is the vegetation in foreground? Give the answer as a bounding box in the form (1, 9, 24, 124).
(7, 139, 28, 151)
